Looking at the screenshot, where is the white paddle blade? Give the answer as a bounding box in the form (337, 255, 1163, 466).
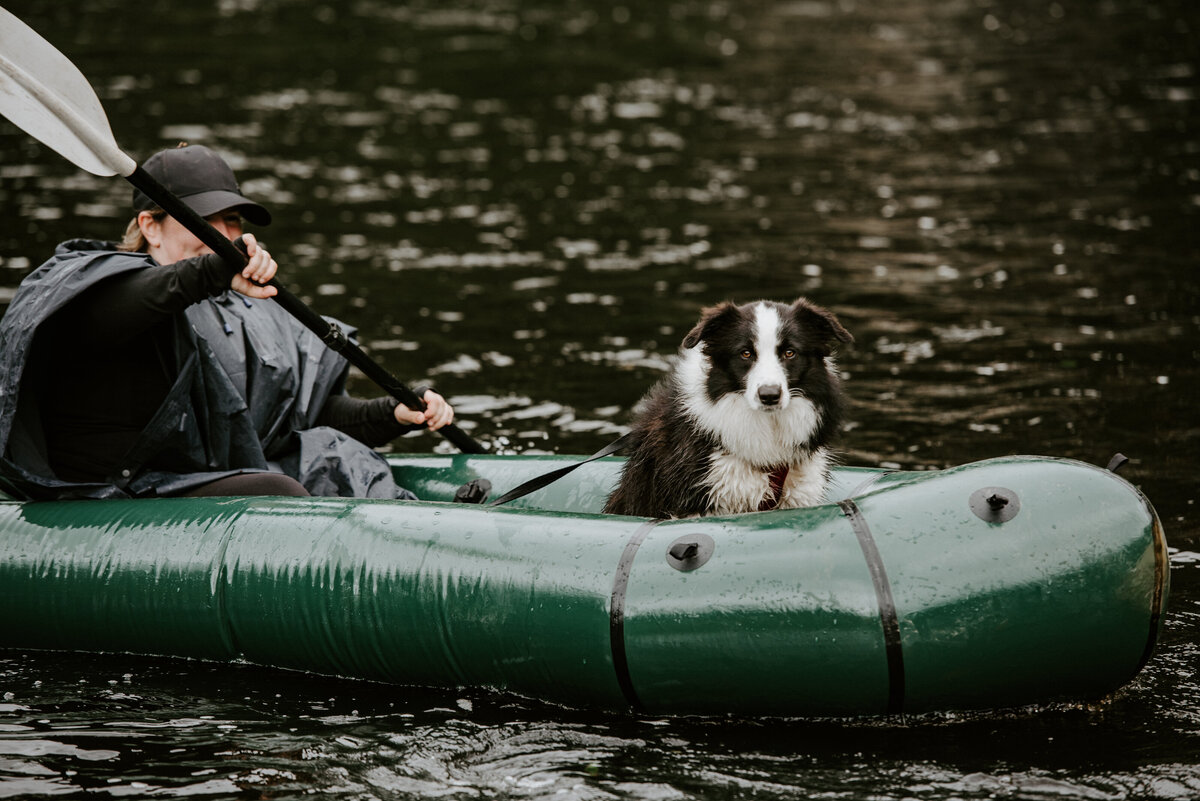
(0, 6, 135, 177)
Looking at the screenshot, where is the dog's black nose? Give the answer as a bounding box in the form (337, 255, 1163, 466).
(758, 384, 783, 406)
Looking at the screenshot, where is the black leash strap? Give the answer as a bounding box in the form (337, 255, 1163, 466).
(489, 432, 634, 506)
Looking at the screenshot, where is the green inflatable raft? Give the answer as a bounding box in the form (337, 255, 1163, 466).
(0, 453, 1168, 717)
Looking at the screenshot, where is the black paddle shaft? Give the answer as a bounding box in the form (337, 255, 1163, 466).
(127, 165, 486, 454)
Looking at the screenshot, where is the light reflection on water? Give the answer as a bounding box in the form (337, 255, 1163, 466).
(1, 0, 1198, 797)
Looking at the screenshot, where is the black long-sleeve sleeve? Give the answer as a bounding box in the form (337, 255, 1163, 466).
(49, 252, 232, 347)
(315, 395, 423, 447)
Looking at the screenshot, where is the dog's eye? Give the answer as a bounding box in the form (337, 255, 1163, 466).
(783, 349, 797, 359)
(740, 349, 753, 360)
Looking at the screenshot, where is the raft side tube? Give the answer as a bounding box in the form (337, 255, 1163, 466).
(0, 498, 248, 661)
(0, 494, 645, 709)
(853, 456, 1168, 712)
(612, 456, 1168, 716)
(222, 499, 640, 708)
(619, 504, 895, 716)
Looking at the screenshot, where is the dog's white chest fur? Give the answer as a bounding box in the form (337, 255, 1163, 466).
(704, 448, 832, 514)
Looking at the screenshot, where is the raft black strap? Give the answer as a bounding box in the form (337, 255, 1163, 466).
(609, 519, 660, 712)
(489, 432, 634, 506)
(837, 499, 905, 714)
(1106, 453, 1130, 473)
(845, 470, 897, 499)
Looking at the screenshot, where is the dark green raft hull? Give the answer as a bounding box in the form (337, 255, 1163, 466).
(0, 454, 1168, 717)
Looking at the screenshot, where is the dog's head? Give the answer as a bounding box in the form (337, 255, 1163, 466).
(682, 298, 853, 412)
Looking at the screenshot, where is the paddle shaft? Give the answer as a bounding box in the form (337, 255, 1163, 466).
(128, 165, 486, 454)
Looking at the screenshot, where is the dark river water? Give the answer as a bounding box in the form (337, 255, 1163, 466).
(1, 0, 1198, 797)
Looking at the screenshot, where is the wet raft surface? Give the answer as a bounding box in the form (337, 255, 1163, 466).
(0, 455, 1168, 717)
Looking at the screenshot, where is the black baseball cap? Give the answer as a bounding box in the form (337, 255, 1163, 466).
(132, 145, 271, 225)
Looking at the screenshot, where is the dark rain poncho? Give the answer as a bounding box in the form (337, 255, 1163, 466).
(0, 240, 412, 501)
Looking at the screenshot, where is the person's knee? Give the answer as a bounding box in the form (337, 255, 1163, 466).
(243, 473, 310, 497)
(183, 473, 310, 498)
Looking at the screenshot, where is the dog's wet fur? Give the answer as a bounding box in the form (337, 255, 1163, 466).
(604, 298, 852, 518)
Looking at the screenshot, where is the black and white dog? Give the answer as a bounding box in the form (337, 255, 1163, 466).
(604, 298, 852, 518)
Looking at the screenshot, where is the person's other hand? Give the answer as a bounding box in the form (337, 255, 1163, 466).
(394, 390, 455, 430)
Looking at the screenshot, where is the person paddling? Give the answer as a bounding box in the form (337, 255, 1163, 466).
(0, 144, 453, 500)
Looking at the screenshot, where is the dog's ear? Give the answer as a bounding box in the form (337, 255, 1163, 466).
(792, 298, 853, 351)
(682, 301, 739, 349)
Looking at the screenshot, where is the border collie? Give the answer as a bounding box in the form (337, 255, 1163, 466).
(604, 298, 852, 518)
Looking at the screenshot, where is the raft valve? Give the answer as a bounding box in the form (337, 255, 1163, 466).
(666, 533, 715, 572)
(969, 486, 1021, 523)
(670, 542, 699, 560)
